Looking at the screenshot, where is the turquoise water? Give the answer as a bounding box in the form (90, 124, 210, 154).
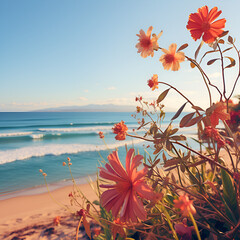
(0, 112, 197, 198)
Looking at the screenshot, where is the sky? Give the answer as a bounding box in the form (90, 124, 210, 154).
(1, 0, 240, 112)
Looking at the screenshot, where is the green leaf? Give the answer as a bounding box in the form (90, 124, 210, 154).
(165, 193, 174, 205)
(93, 200, 100, 205)
(171, 102, 188, 121)
(221, 169, 239, 221)
(157, 88, 170, 104)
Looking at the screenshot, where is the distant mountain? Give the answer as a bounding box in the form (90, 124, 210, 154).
(32, 104, 136, 112)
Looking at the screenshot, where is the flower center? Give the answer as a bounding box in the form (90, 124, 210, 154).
(140, 38, 151, 48)
(164, 54, 175, 64)
(202, 22, 210, 32)
(148, 79, 154, 88)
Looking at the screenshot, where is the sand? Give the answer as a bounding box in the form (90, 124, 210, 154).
(0, 183, 98, 240)
(0, 147, 238, 240)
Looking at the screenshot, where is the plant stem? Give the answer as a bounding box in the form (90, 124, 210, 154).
(227, 42, 240, 100)
(44, 176, 71, 212)
(189, 212, 201, 240)
(217, 43, 227, 100)
(185, 56, 213, 105)
(76, 216, 83, 240)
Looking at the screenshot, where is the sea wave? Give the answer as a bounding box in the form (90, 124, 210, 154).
(0, 139, 143, 164)
(0, 121, 135, 130)
(38, 126, 116, 132)
(0, 132, 33, 137)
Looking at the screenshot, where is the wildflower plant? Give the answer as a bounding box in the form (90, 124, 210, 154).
(41, 5, 240, 240)
(92, 5, 240, 239)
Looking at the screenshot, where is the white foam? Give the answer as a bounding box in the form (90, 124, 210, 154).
(30, 134, 44, 139)
(38, 126, 114, 132)
(0, 132, 33, 137)
(0, 139, 143, 164)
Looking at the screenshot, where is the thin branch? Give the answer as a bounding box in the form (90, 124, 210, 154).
(217, 43, 227, 100)
(227, 42, 240, 100)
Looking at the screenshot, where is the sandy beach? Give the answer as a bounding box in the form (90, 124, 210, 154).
(0, 147, 237, 240)
(0, 182, 98, 240)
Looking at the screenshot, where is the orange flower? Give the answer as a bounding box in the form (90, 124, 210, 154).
(173, 195, 196, 216)
(136, 26, 162, 58)
(207, 102, 230, 127)
(98, 131, 104, 139)
(112, 121, 128, 140)
(187, 6, 226, 43)
(53, 216, 61, 226)
(159, 44, 185, 71)
(111, 218, 126, 239)
(136, 106, 141, 113)
(99, 149, 156, 222)
(147, 74, 158, 91)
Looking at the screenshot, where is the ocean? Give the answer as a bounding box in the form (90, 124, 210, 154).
(0, 112, 197, 199)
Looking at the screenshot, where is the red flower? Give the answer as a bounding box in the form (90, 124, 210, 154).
(112, 121, 128, 140)
(77, 209, 86, 217)
(99, 149, 156, 222)
(207, 102, 230, 127)
(147, 74, 158, 91)
(159, 43, 185, 71)
(187, 6, 226, 43)
(136, 26, 162, 58)
(98, 131, 104, 139)
(204, 126, 226, 148)
(226, 110, 240, 130)
(173, 195, 196, 216)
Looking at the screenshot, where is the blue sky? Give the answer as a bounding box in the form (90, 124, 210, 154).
(1, 0, 240, 111)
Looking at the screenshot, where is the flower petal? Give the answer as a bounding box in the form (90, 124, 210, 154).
(108, 151, 128, 179)
(99, 167, 125, 182)
(132, 193, 147, 221)
(208, 7, 221, 22)
(134, 180, 155, 200)
(125, 148, 134, 175)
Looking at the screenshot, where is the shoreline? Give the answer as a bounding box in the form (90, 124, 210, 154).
(0, 173, 97, 201)
(0, 180, 98, 239)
